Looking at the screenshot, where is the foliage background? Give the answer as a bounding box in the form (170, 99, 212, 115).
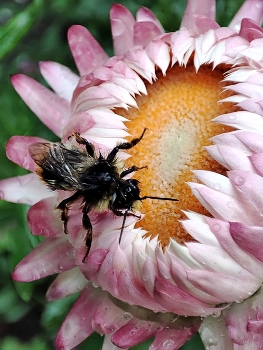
(0, 0, 245, 349)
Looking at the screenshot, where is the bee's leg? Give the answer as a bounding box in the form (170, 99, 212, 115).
(112, 207, 141, 244)
(82, 202, 92, 263)
(57, 191, 82, 234)
(107, 128, 148, 162)
(71, 132, 95, 157)
(120, 165, 147, 178)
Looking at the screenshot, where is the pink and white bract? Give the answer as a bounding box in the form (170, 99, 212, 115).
(2, 1, 263, 349)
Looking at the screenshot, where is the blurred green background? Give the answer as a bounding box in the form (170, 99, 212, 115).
(0, 0, 245, 349)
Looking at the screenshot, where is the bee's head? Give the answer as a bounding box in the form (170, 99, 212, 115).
(113, 179, 140, 209)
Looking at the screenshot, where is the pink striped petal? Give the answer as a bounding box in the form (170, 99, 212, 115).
(6, 136, 45, 172)
(187, 268, 258, 303)
(154, 277, 223, 317)
(12, 237, 75, 282)
(110, 4, 135, 55)
(230, 222, 263, 262)
(170, 260, 223, 305)
(67, 25, 108, 75)
(11, 74, 70, 137)
(39, 61, 79, 101)
(207, 219, 263, 279)
(27, 197, 62, 237)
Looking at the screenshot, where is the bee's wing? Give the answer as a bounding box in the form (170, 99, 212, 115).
(28, 142, 85, 191)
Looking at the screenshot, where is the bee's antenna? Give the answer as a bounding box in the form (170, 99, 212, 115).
(140, 196, 178, 202)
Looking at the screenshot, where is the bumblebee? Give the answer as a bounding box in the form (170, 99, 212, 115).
(29, 129, 178, 262)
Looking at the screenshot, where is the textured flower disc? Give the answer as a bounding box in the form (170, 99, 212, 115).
(119, 63, 236, 246)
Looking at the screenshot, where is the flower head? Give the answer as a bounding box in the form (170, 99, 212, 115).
(2, 0, 263, 349)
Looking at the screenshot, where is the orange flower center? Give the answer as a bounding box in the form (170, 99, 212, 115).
(118, 63, 237, 246)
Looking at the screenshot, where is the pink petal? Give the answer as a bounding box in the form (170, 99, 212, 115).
(136, 7, 165, 34)
(228, 170, 263, 214)
(235, 131, 263, 153)
(211, 132, 256, 153)
(111, 319, 156, 348)
(56, 285, 105, 349)
(146, 40, 170, 75)
(110, 4, 135, 55)
(11, 74, 70, 137)
(0, 174, 51, 205)
(229, 0, 263, 32)
(226, 81, 263, 98)
(220, 110, 257, 128)
(194, 15, 220, 34)
(46, 267, 87, 300)
(92, 297, 127, 335)
(170, 259, 223, 305)
(189, 182, 259, 224)
(154, 277, 223, 317)
(149, 326, 200, 350)
(6, 136, 45, 172)
(239, 18, 263, 41)
(230, 222, 263, 262)
(67, 25, 108, 75)
(180, 0, 216, 32)
(62, 111, 96, 141)
(225, 286, 263, 346)
(205, 144, 254, 171)
(238, 97, 263, 116)
(39, 61, 79, 101)
(200, 315, 233, 349)
(187, 268, 258, 303)
(207, 218, 263, 279)
(186, 242, 254, 280)
(27, 197, 63, 237)
(250, 153, 263, 176)
(134, 22, 163, 47)
(103, 334, 128, 350)
(124, 48, 156, 82)
(12, 237, 75, 282)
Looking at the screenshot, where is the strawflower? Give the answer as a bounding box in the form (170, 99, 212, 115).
(2, 0, 263, 349)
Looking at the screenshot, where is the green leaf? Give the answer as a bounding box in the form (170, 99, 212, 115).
(0, 0, 44, 60)
(2, 337, 49, 350)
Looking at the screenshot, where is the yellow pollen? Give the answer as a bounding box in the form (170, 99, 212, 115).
(118, 63, 237, 247)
